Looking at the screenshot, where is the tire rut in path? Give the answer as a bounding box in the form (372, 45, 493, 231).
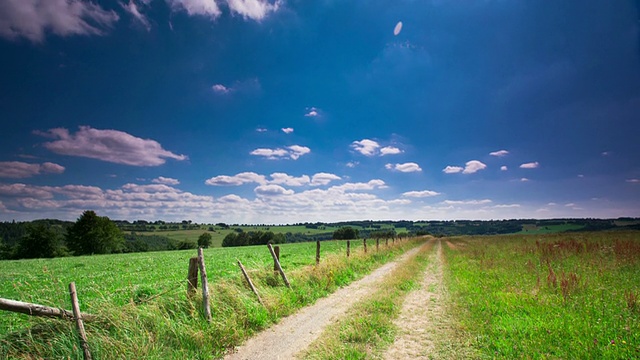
(383, 240, 445, 359)
(224, 246, 424, 360)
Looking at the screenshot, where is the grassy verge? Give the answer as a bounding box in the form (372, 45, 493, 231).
(300, 239, 434, 359)
(0, 238, 423, 359)
(442, 231, 640, 359)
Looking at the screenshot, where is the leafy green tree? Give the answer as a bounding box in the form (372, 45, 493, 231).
(333, 226, 359, 240)
(66, 210, 124, 255)
(15, 224, 60, 259)
(198, 232, 212, 248)
(0, 237, 15, 260)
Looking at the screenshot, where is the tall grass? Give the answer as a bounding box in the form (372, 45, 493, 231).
(443, 231, 640, 358)
(0, 238, 421, 359)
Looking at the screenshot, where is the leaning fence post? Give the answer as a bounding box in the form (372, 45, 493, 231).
(268, 244, 290, 288)
(363, 238, 367, 253)
(347, 240, 351, 257)
(197, 248, 212, 322)
(69, 282, 91, 360)
(376, 238, 379, 251)
(316, 241, 320, 265)
(273, 245, 280, 272)
(187, 257, 199, 297)
(238, 260, 263, 306)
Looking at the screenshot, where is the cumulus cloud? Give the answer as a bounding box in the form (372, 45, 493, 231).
(211, 78, 261, 95)
(501, 166, 508, 171)
(304, 107, 319, 117)
(443, 166, 463, 174)
(351, 139, 380, 156)
(0, 161, 65, 178)
(310, 173, 341, 186)
(627, 179, 640, 183)
(166, 0, 221, 18)
(205, 172, 266, 186)
(288, 145, 311, 160)
(402, 190, 440, 198)
(256, 128, 267, 132)
(0, 183, 54, 199)
(227, 0, 280, 20)
(442, 199, 492, 205)
(490, 150, 509, 157)
(346, 161, 359, 168)
(269, 173, 310, 186)
(281, 127, 294, 134)
(121, 0, 150, 30)
(212, 84, 230, 93)
(0, 0, 119, 43)
(152, 176, 180, 185)
(493, 204, 521, 208)
(380, 146, 402, 156)
(462, 160, 487, 174)
(332, 179, 387, 192)
(520, 162, 540, 169)
(254, 184, 294, 196)
(520, 178, 530, 182)
(386, 162, 422, 173)
(36, 126, 187, 166)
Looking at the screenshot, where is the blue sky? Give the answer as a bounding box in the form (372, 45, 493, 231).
(1, 0, 639, 224)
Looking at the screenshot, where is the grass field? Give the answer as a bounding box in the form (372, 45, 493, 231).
(0, 237, 418, 358)
(442, 231, 640, 358)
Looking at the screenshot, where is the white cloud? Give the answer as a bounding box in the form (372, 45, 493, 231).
(269, 173, 310, 186)
(442, 199, 492, 205)
(500, 165, 508, 171)
(402, 190, 440, 198)
(443, 166, 463, 174)
(256, 128, 267, 132)
(212, 84, 229, 93)
(288, 145, 311, 160)
(490, 150, 509, 157)
(166, 0, 221, 18)
(205, 172, 266, 186)
(0, 0, 119, 43)
(254, 184, 294, 196)
(331, 179, 387, 192)
(152, 176, 180, 185)
(520, 162, 540, 169)
(304, 107, 319, 117)
(520, 178, 530, 182)
(547, 202, 557, 206)
(0, 161, 65, 178)
(121, 0, 150, 30)
(380, 146, 402, 156)
(351, 139, 380, 156)
(462, 160, 487, 174)
(36, 126, 187, 166)
(310, 173, 341, 186)
(602, 151, 612, 156)
(565, 203, 575, 207)
(493, 204, 520, 208)
(346, 161, 359, 168)
(387, 162, 422, 173)
(0, 183, 54, 199)
(281, 127, 294, 134)
(393, 21, 403, 36)
(226, 0, 280, 20)
(626, 179, 639, 183)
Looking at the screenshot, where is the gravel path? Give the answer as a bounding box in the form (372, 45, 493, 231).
(383, 240, 444, 359)
(224, 245, 423, 360)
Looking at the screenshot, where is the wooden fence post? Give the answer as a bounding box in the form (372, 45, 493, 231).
(238, 260, 263, 306)
(376, 238, 379, 251)
(363, 239, 367, 253)
(273, 245, 280, 272)
(347, 240, 350, 257)
(316, 241, 320, 265)
(0, 298, 94, 320)
(385, 238, 388, 246)
(268, 244, 290, 288)
(69, 282, 91, 360)
(197, 248, 212, 322)
(187, 257, 199, 297)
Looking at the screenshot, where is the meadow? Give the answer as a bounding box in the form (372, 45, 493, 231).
(0, 237, 419, 358)
(442, 231, 640, 358)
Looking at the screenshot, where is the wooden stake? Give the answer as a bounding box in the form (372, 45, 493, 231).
(268, 244, 290, 288)
(376, 238, 379, 251)
(363, 238, 367, 253)
(238, 260, 263, 306)
(273, 245, 280, 272)
(69, 282, 92, 360)
(187, 257, 199, 297)
(347, 240, 350, 257)
(197, 248, 212, 322)
(0, 297, 94, 321)
(315, 240, 320, 265)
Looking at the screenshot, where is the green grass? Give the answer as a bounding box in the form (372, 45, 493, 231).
(301, 239, 433, 359)
(0, 238, 422, 359)
(443, 231, 640, 359)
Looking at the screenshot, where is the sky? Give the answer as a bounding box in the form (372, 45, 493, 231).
(1, 0, 639, 224)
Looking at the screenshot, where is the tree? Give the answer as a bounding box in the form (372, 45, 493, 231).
(66, 211, 124, 255)
(333, 226, 359, 240)
(198, 232, 212, 248)
(15, 224, 60, 259)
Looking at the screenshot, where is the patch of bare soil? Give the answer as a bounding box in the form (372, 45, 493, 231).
(383, 240, 446, 359)
(224, 246, 424, 360)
